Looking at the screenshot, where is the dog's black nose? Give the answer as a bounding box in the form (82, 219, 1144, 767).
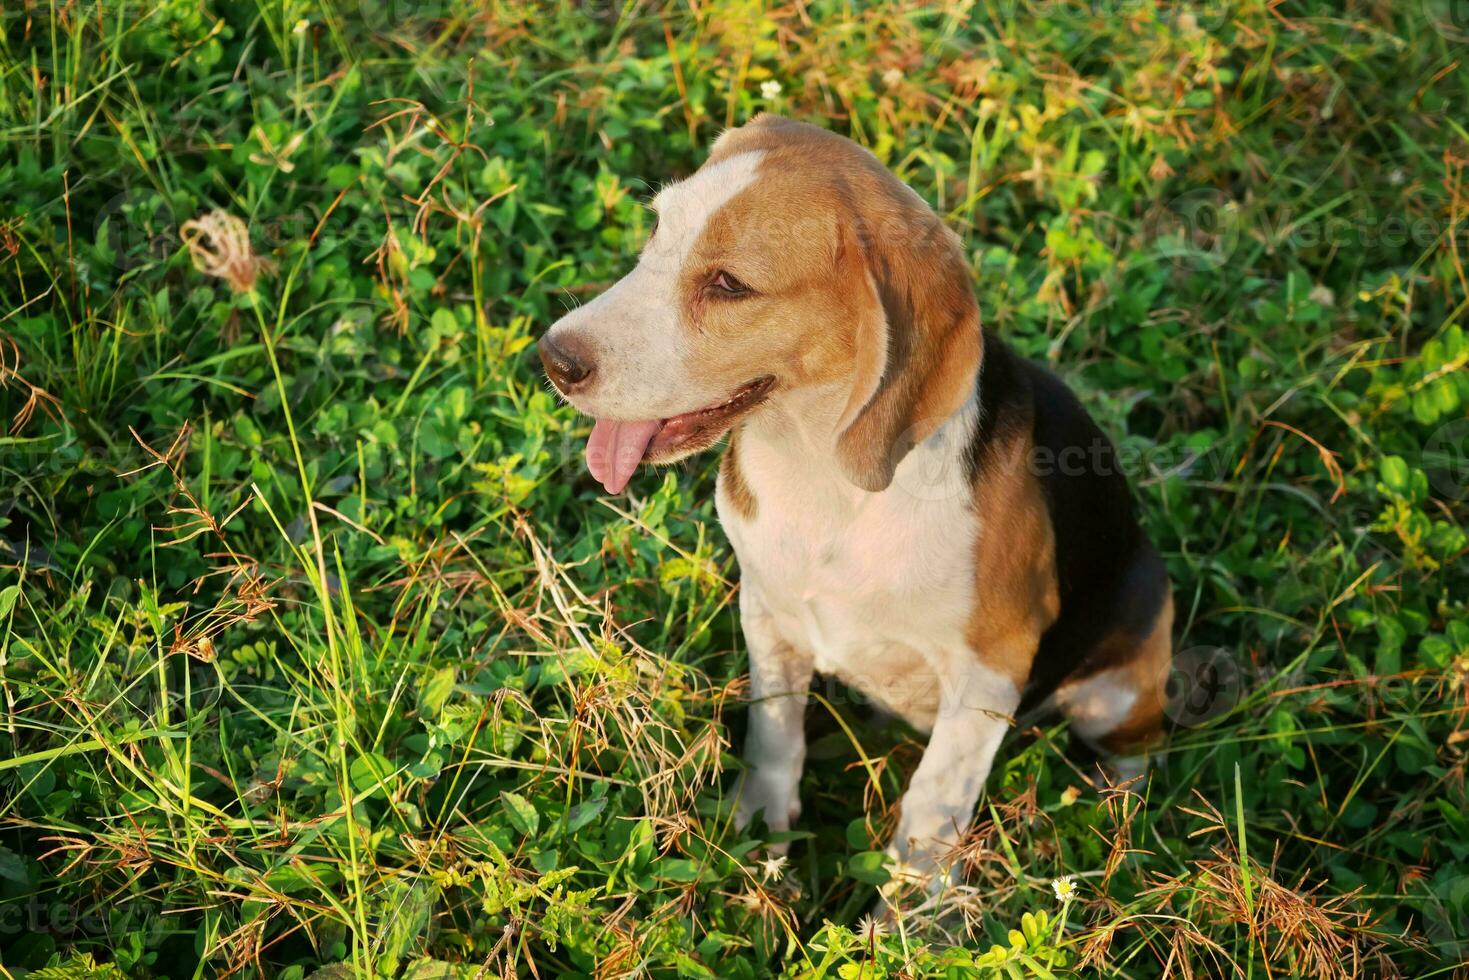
(539, 333, 594, 392)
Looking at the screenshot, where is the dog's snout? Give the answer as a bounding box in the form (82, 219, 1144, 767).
(539, 333, 594, 392)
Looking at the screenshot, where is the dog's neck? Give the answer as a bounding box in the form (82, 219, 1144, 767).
(738, 375, 980, 500)
(748, 379, 848, 456)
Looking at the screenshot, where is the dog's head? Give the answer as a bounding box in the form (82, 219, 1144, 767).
(540, 114, 980, 494)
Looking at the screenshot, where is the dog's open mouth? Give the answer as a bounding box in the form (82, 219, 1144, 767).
(585, 376, 775, 494)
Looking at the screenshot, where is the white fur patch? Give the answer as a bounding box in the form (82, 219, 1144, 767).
(721, 381, 985, 730)
(887, 658, 1018, 868)
(542, 151, 766, 421)
(1053, 668, 1139, 743)
(722, 378, 1032, 878)
(733, 587, 813, 844)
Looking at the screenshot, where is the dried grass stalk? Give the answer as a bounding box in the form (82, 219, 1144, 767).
(180, 210, 274, 293)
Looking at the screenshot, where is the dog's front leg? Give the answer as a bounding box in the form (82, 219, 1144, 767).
(733, 590, 813, 844)
(883, 657, 1021, 899)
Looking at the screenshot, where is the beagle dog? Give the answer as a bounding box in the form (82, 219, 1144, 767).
(540, 115, 1173, 898)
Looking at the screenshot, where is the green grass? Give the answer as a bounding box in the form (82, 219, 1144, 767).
(1, 0, 1467, 976)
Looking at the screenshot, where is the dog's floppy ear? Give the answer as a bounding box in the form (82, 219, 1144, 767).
(833, 210, 981, 492)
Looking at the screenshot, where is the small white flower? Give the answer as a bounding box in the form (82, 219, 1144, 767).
(1309, 284, 1335, 307)
(1052, 875, 1078, 902)
(882, 67, 904, 88)
(856, 913, 890, 939)
(732, 889, 761, 910)
(759, 854, 787, 882)
(292, 18, 309, 35)
(759, 80, 783, 100)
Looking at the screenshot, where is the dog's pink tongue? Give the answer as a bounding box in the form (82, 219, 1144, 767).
(586, 418, 661, 494)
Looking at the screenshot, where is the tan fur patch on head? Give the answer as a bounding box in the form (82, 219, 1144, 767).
(678, 156, 854, 398)
(698, 115, 982, 491)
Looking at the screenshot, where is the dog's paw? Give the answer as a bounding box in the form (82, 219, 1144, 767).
(1082, 755, 1151, 793)
(868, 828, 965, 921)
(870, 856, 956, 922)
(733, 771, 801, 836)
(1106, 754, 1150, 784)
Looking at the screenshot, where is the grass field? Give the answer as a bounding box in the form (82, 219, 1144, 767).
(2, 0, 1468, 976)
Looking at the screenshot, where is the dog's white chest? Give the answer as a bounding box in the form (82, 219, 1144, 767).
(717, 418, 979, 726)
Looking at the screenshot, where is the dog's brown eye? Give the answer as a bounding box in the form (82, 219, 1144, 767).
(710, 271, 752, 296)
